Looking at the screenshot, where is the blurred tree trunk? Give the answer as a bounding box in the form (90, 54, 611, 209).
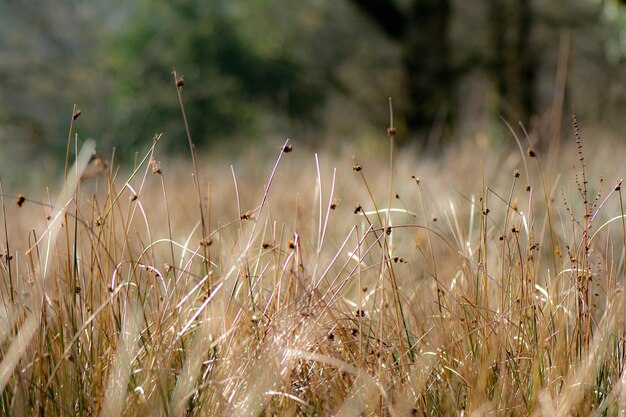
(487, 0, 536, 127)
(349, 0, 453, 142)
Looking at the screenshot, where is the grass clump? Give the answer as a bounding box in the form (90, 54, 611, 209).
(0, 89, 625, 416)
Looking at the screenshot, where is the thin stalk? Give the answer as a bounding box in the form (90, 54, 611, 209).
(384, 98, 414, 363)
(497, 174, 518, 315)
(618, 185, 625, 328)
(173, 70, 210, 285)
(0, 179, 13, 303)
(64, 105, 80, 181)
(159, 175, 176, 270)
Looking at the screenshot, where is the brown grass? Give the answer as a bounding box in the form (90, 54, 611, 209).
(0, 107, 625, 416)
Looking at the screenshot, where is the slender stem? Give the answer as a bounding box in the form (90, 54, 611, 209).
(0, 179, 13, 303)
(173, 70, 210, 287)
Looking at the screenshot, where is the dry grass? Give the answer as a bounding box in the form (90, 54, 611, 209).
(0, 104, 625, 417)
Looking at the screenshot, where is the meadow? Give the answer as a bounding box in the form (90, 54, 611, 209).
(0, 99, 625, 416)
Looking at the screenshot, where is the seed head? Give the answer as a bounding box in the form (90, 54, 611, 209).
(240, 210, 254, 221)
(175, 74, 185, 88)
(15, 195, 25, 207)
(150, 159, 162, 175)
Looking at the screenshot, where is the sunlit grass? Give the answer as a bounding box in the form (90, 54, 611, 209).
(0, 106, 625, 416)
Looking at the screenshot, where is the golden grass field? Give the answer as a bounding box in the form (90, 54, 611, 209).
(0, 109, 625, 416)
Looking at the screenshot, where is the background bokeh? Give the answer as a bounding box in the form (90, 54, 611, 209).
(1, 0, 625, 162)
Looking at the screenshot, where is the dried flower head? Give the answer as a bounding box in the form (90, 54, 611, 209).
(15, 195, 25, 207)
(175, 74, 185, 88)
(240, 210, 255, 221)
(1, 250, 13, 262)
(150, 159, 162, 175)
(281, 144, 293, 153)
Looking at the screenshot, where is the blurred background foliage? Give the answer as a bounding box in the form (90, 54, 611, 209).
(1, 0, 625, 160)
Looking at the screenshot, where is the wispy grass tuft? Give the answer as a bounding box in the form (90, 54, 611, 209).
(0, 96, 625, 416)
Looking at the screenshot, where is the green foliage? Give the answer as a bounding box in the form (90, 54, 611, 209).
(2, 0, 626, 162)
(105, 0, 324, 152)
